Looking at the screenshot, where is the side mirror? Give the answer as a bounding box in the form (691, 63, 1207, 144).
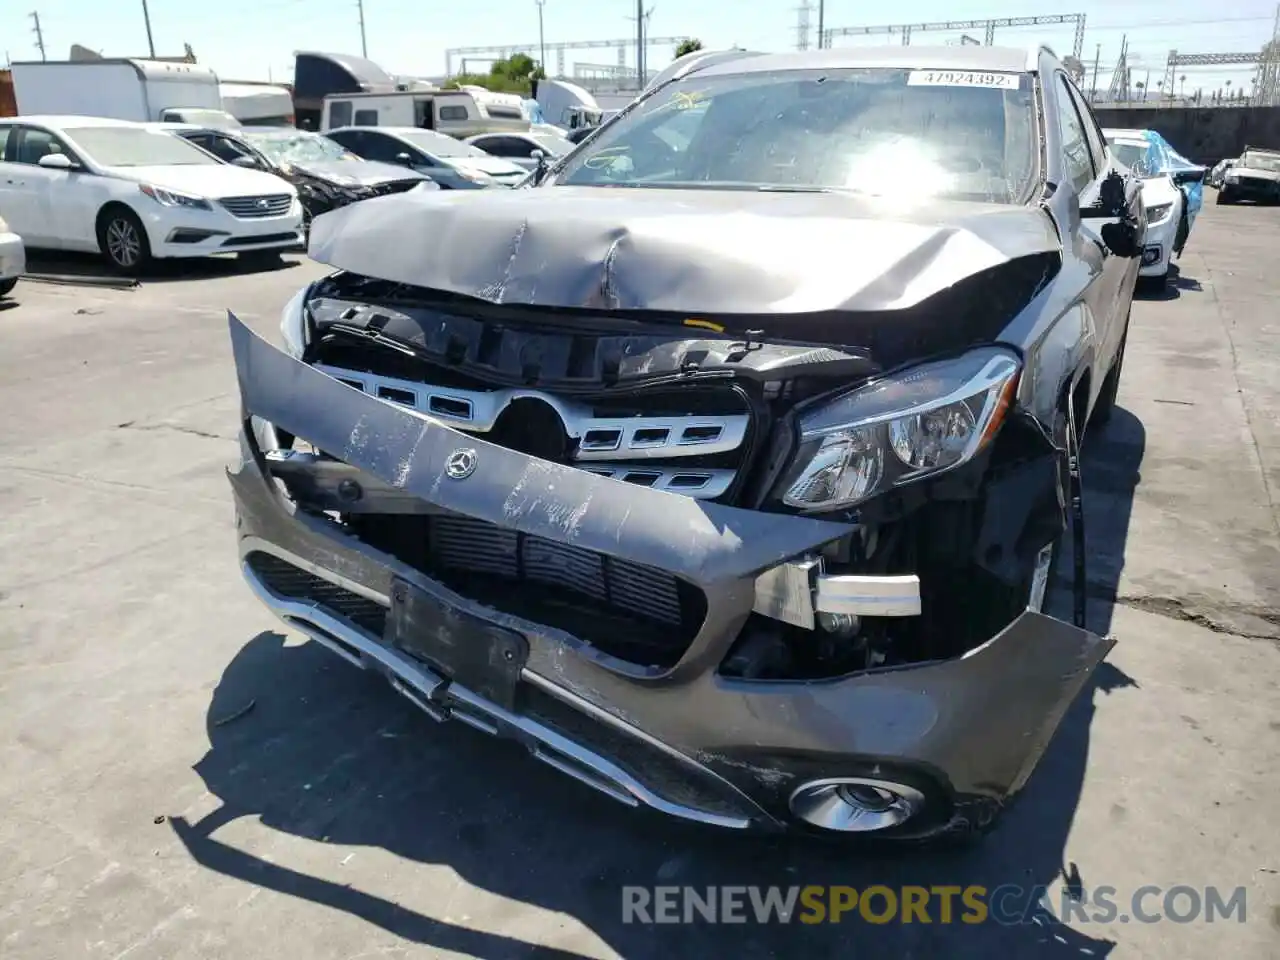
(37, 153, 75, 170)
(530, 148, 547, 184)
(231, 155, 260, 169)
(395, 152, 414, 166)
(1100, 220, 1143, 259)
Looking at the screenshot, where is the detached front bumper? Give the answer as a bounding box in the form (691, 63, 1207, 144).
(227, 313, 1113, 838)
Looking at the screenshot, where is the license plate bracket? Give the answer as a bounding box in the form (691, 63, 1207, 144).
(387, 578, 529, 712)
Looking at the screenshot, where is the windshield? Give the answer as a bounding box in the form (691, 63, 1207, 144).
(530, 132, 573, 155)
(399, 130, 489, 159)
(1109, 140, 1156, 176)
(245, 131, 356, 164)
(552, 67, 1038, 203)
(65, 127, 221, 167)
(1240, 151, 1280, 172)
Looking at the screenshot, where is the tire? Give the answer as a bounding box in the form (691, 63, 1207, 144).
(0, 277, 16, 298)
(97, 206, 151, 275)
(1090, 323, 1129, 429)
(1216, 190, 1232, 205)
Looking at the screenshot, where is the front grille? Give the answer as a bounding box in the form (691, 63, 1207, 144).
(313, 362, 750, 501)
(220, 194, 294, 219)
(348, 513, 706, 668)
(247, 551, 387, 634)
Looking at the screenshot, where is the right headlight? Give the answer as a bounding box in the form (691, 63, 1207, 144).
(778, 347, 1022, 512)
(280, 284, 311, 359)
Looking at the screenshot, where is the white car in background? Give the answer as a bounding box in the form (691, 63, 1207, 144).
(463, 130, 575, 171)
(0, 116, 303, 274)
(0, 213, 23, 299)
(1103, 127, 1206, 289)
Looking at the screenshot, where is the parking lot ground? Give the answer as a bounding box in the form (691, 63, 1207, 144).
(1, 206, 1278, 960)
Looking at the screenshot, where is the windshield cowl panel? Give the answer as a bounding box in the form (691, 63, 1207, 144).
(551, 67, 1039, 205)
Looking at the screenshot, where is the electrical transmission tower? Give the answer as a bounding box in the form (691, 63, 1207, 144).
(795, 2, 813, 51)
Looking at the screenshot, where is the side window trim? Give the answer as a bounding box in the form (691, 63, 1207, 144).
(1054, 73, 1095, 193)
(1065, 77, 1107, 173)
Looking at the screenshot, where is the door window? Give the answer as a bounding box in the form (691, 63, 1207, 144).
(1065, 80, 1108, 173)
(356, 133, 417, 165)
(329, 100, 353, 128)
(0, 126, 12, 160)
(353, 109, 379, 126)
(13, 127, 76, 165)
(439, 105, 468, 122)
(475, 137, 525, 158)
(203, 135, 257, 165)
(1055, 76, 1095, 193)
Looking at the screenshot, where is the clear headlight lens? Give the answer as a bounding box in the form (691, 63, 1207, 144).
(780, 347, 1021, 512)
(1146, 202, 1173, 223)
(280, 284, 310, 359)
(139, 184, 211, 210)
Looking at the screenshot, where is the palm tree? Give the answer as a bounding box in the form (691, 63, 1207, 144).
(1180, 74, 1187, 98)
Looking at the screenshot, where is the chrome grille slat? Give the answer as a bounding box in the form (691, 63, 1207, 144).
(313, 365, 749, 471)
(220, 194, 294, 219)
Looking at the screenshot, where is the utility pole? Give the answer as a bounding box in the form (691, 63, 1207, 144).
(536, 0, 546, 74)
(1091, 42, 1100, 98)
(140, 0, 156, 58)
(635, 0, 644, 85)
(357, 0, 368, 58)
(817, 0, 824, 49)
(30, 11, 47, 61)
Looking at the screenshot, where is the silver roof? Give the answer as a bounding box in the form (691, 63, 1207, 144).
(693, 46, 1041, 79)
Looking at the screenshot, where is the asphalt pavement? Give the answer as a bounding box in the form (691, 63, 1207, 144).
(0, 200, 1277, 960)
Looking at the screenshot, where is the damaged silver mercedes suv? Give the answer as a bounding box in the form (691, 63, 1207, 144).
(227, 44, 1145, 841)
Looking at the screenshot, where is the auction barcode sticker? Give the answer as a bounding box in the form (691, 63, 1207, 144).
(907, 70, 1021, 89)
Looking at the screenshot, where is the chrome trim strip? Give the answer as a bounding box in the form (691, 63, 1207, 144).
(753, 559, 923, 625)
(240, 546, 754, 830)
(816, 573, 922, 618)
(312, 363, 749, 461)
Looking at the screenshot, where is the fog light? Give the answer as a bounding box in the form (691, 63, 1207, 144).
(1142, 245, 1162, 266)
(789, 777, 925, 833)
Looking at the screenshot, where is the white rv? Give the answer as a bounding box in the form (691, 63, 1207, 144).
(533, 79, 603, 132)
(10, 58, 240, 127)
(320, 89, 529, 137)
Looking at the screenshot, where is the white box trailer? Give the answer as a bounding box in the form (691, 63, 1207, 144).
(10, 59, 239, 127)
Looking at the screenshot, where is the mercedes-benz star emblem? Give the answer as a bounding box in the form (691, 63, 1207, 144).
(445, 448, 478, 480)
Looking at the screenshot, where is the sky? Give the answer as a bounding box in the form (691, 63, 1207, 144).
(3, 0, 1277, 96)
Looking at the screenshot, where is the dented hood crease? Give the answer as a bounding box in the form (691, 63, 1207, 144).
(307, 185, 1061, 315)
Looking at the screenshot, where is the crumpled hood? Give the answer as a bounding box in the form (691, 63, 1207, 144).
(307, 186, 1061, 314)
(289, 159, 426, 187)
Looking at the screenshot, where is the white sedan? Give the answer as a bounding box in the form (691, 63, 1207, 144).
(463, 131, 575, 171)
(0, 115, 303, 273)
(0, 212, 23, 299)
(1104, 127, 1205, 289)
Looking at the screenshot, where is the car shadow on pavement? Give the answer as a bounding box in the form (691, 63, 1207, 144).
(23, 250, 303, 285)
(1134, 263, 1201, 302)
(169, 407, 1146, 959)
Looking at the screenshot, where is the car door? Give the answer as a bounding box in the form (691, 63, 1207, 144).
(1054, 75, 1133, 388)
(0, 124, 38, 239)
(3, 125, 96, 249)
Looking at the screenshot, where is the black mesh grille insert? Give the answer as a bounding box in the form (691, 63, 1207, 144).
(348, 513, 707, 669)
(247, 552, 387, 635)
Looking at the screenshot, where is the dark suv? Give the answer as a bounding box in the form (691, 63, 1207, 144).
(226, 45, 1144, 843)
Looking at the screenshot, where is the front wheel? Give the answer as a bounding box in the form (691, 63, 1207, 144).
(1216, 190, 1233, 205)
(97, 207, 151, 275)
(0, 277, 17, 298)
